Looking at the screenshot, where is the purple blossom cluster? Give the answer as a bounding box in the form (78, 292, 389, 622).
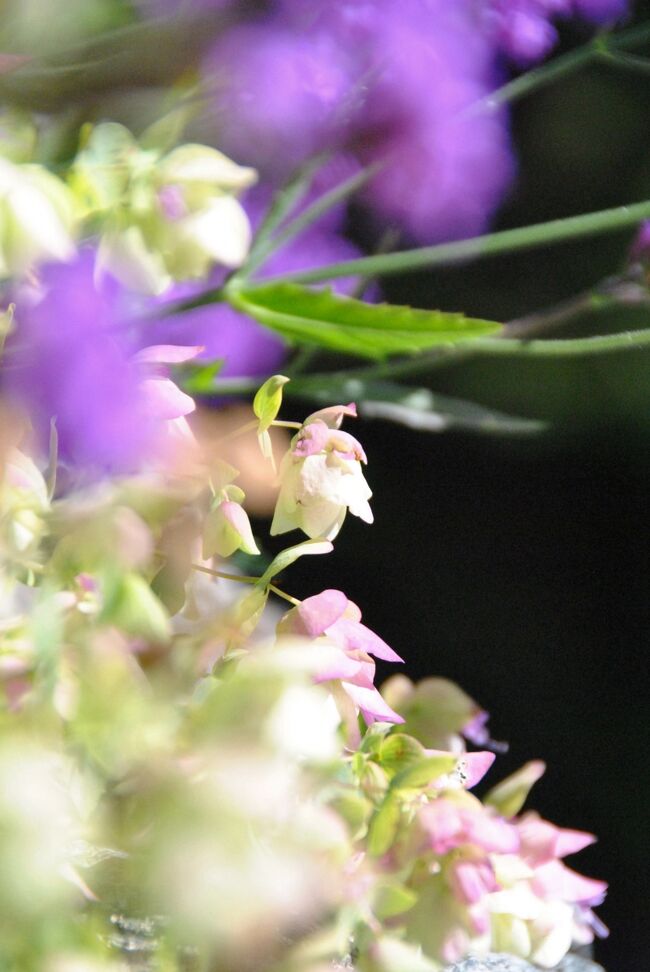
(205, 0, 629, 243)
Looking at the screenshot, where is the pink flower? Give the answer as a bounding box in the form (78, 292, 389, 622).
(278, 589, 404, 727)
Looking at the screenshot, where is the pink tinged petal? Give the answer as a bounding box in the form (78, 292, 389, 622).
(343, 681, 405, 725)
(441, 927, 469, 965)
(518, 813, 596, 864)
(468, 902, 491, 936)
(305, 402, 357, 428)
(134, 344, 204, 365)
(293, 420, 331, 457)
(342, 599, 362, 623)
(140, 376, 196, 419)
(221, 501, 260, 555)
(281, 589, 349, 638)
(532, 861, 607, 906)
(158, 184, 187, 221)
(419, 800, 463, 854)
(555, 826, 597, 859)
(328, 617, 404, 663)
(309, 642, 372, 684)
(449, 859, 497, 905)
(465, 809, 520, 854)
(457, 751, 496, 789)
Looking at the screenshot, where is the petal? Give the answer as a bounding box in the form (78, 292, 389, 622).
(140, 376, 196, 419)
(134, 344, 204, 365)
(343, 681, 405, 725)
(329, 617, 403, 663)
(96, 225, 171, 295)
(305, 403, 357, 428)
(220, 500, 260, 556)
(532, 861, 607, 906)
(181, 195, 252, 268)
(283, 589, 349, 638)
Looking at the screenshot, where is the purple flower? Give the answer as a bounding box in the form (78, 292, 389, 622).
(484, 0, 628, 65)
(3, 253, 198, 475)
(206, 1, 515, 244)
(206, 21, 356, 177)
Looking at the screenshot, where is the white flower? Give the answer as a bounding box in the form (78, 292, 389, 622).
(0, 159, 76, 276)
(271, 413, 372, 541)
(71, 123, 256, 294)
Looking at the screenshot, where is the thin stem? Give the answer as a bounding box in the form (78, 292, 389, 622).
(191, 564, 259, 584)
(271, 419, 302, 430)
(246, 197, 650, 286)
(596, 49, 650, 76)
(241, 163, 382, 278)
(268, 584, 300, 606)
(471, 21, 650, 113)
(287, 346, 319, 376)
(213, 418, 257, 447)
(243, 154, 329, 266)
(203, 325, 650, 402)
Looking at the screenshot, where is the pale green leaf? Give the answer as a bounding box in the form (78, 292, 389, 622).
(258, 538, 332, 587)
(228, 283, 501, 360)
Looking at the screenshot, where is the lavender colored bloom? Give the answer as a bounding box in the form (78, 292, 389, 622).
(483, 0, 628, 65)
(354, 1, 515, 242)
(4, 254, 149, 473)
(3, 253, 197, 475)
(207, 0, 515, 244)
(206, 21, 356, 177)
(570, 0, 628, 21)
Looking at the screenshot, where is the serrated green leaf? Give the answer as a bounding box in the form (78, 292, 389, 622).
(390, 754, 457, 792)
(258, 537, 332, 587)
(228, 283, 501, 360)
(368, 794, 401, 857)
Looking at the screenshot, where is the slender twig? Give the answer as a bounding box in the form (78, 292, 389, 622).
(191, 564, 259, 584)
(243, 198, 650, 287)
(470, 21, 650, 113)
(240, 163, 383, 279)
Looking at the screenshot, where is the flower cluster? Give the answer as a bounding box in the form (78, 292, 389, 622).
(0, 372, 608, 969)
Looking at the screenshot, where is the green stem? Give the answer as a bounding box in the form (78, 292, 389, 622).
(268, 583, 300, 606)
(191, 564, 260, 584)
(204, 326, 650, 401)
(240, 163, 382, 278)
(472, 21, 650, 112)
(246, 198, 650, 286)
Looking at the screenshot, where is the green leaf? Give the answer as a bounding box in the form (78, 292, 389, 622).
(181, 359, 224, 394)
(257, 537, 332, 587)
(101, 573, 171, 643)
(228, 283, 501, 360)
(378, 733, 426, 776)
(485, 760, 546, 818)
(289, 376, 543, 435)
(372, 882, 418, 920)
(253, 374, 290, 432)
(390, 754, 457, 792)
(368, 794, 401, 857)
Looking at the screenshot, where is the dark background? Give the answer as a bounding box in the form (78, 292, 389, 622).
(279, 14, 650, 971)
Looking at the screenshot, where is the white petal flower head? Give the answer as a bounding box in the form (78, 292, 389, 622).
(271, 408, 372, 541)
(0, 158, 76, 276)
(72, 124, 257, 294)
